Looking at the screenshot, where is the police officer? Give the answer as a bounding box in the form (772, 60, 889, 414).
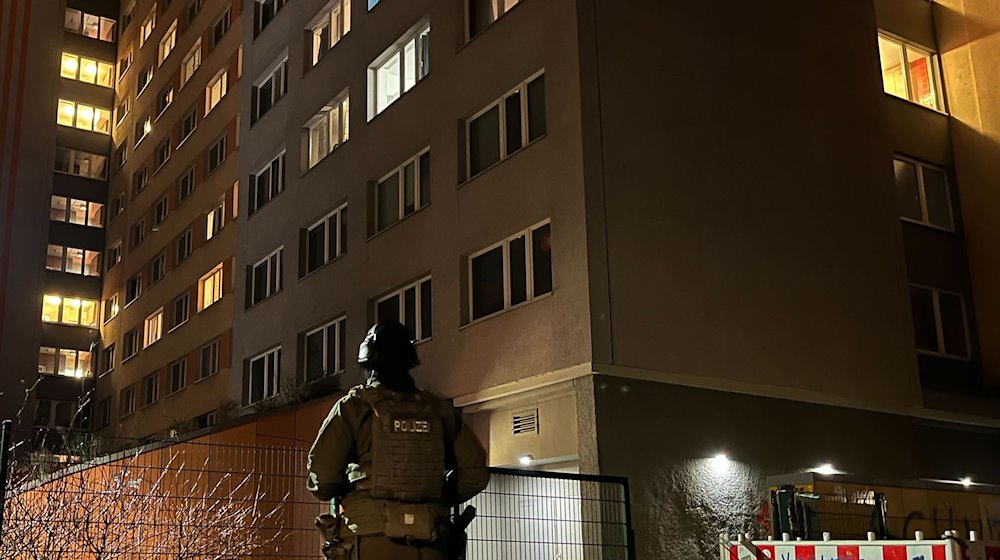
(307, 320, 490, 560)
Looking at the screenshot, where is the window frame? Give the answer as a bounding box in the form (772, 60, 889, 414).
(304, 203, 347, 275)
(467, 219, 552, 323)
(54, 147, 109, 180)
(465, 70, 546, 179)
(893, 155, 955, 232)
(466, 0, 521, 40)
(199, 339, 220, 380)
(46, 244, 101, 277)
(910, 283, 972, 361)
(38, 346, 94, 378)
(60, 52, 115, 88)
(180, 39, 202, 88)
(168, 358, 187, 395)
(303, 315, 346, 382)
(248, 346, 282, 404)
(150, 251, 167, 285)
(305, 90, 350, 169)
(374, 148, 430, 233)
(250, 151, 286, 214)
(206, 134, 228, 174)
(57, 99, 112, 135)
(307, 0, 352, 68)
(143, 308, 164, 348)
(198, 263, 224, 311)
(120, 386, 136, 418)
(41, 295, 100, 328)
(877, 31, 946, 113)
(50, 195, 104, 228)
(176, 229, 193, 264)
(367, 20, 430, 119)
(376, 276, 432, 342)
(139, 5, 156, 47)
(157, 20, 178, 65)
(249, 247, 284, 306)
(103, 294, 120, 324)
(252, 55, 289, 123)
(142, 372, 159, 407)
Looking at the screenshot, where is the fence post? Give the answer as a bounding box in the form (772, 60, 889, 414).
(622, 477, 637, 560)
(0, 419, 12, 542)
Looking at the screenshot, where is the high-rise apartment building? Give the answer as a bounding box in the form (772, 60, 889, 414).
(232, 0, 1000, 557)
(93, 0, 243, 438)
(0, 0, 119, 435)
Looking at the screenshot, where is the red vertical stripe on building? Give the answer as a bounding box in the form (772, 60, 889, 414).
(0, 0, 31, 347)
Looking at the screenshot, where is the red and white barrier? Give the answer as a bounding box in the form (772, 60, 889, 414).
(722, 533, 1000, 560)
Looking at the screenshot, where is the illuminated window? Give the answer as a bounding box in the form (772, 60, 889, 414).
(910, 285, 969, 359)
(892, 156, 954, 231)
(468, 220, 552, 321)
(143, 309, 163, 348)
(199, 263, 224, 310)
(54, 147, 108, 180)
(467, 71, 546, 178)
(205, 69, 228, 114)
(250, 247, 283, 306)
(251, 151, 285, 214)
(304, 316, 346, 381)
(376, 276, 432, 342)
(61, 53, 114, 87)
(255, 0, 288, 35)
(206, 198, 225, 240)
(374, 149, 429, 232)
(368, 21, 429, 118)
(252, 55, 288, 122)
(139, 5, 156, 46)
(50, 196, 103, 227)
(57, 100, 111, 134)
(41, 295, 99, 327)
(469, 0, 519, 38)
(878, 33, 942, 111)
(46, 244, 100, 276)
(309, 0, 351, 67)
(304, 203, 346, 274)
(305, 90, 349, 169)
(248, 347, 281, 404)
(65, 8, 116, 42)
(181, 39, 202, 87)
(38, 347, 93, 378)
(158, 20, 177, 65)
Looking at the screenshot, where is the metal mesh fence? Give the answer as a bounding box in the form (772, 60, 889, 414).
(460, 468, 634, 560)
(0, 428, 634, 559)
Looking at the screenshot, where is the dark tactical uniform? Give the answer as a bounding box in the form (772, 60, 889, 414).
(307, 321, 489, 560)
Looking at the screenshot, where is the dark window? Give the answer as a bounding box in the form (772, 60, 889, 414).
(126, 273, 142, 304)
(527, 74, 546, 141)
(178, 167, 196, 201)
(143, 373, 158, 405)
(171, 293, 190, 328)
(132, 167, 148, 196)
(169, 359, 186, 393)
(123, 329, 139, 360)
(180, 109, 197, 142)
(910, 285, 969, 358)
(251, 152, 285, 213)
(150, 253, 166, 284)
(176, 229, 193, 263)
(154, 196, 169, 225)
(155, 84, 174, 116)
(468, 106, 500, 177)
(154, 137, 171, 169)
(377, 278, 431, 341)
(110, 194, 125, 221)
(207, 135, 227, 173)
(101, 343, 115, 374)
(212, 7, 231, 46)
(472, 246, 504, 319)
(200, 340, 220, 378)
(470, 221, 552, 321)
(532, 222, 553, 296)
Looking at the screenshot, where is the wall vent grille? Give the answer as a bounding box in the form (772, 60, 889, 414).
(512, 409, 539, 435)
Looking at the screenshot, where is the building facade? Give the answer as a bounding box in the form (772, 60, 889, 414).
(234, 0, 1000, 558)
(93, 0, 243, 439)
(0, 0, 120, 436)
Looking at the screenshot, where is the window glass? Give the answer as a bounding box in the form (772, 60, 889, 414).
(922, 166, 952, 230)
(532, 223, 553, 296)
(527, 75, 546, 141)
(472, 246, 504, 319)
(938, 292, 967, 357)
(509, 235, 527, 306)
(377, 172, 400, 231)
(910, 286, 937, 352)
(469, 106, 500, 176)
(878, 36, 907, 99)
(504, 90, 522, 155)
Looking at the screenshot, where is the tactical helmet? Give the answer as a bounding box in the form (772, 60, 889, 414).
(358, 320, 420, 372)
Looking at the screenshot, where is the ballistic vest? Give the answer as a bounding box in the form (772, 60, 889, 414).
(357, 387, 452, 502)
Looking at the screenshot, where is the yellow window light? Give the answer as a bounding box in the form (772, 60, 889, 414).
(61, 53, 79, 78)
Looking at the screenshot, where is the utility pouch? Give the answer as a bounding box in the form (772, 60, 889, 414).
(315, 514, 354, 560)
(384, 502, 439, 542)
